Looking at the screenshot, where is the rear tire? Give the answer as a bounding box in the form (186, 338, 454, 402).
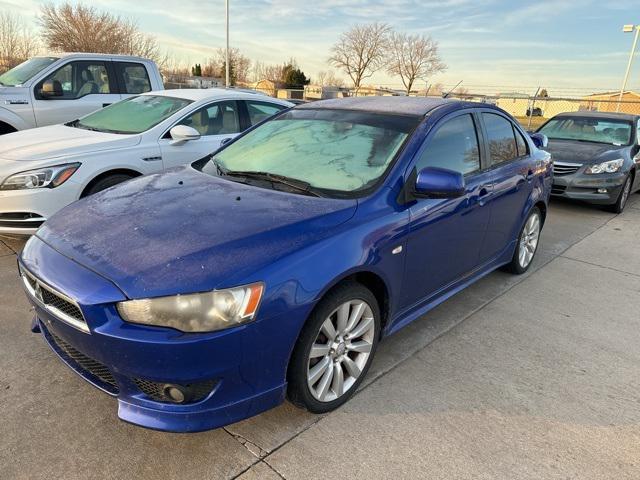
(606, 174, 632, 214)
(82, 174, 134, 197)
(287, 282, 380, 413)
(504, 207, 542, 275)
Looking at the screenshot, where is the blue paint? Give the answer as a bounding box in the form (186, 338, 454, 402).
(19, 99, 552, 432)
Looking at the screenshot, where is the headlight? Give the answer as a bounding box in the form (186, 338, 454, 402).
(584, 159, 624, 174)
(117, 283, 264, 333)
(0, 163, 80, 190)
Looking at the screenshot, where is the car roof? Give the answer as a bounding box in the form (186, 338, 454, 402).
(553, 111, 639, 121)
(38, 52, 156, 62)
(296, 96, 464, 116)
(142, 88, 293, 105)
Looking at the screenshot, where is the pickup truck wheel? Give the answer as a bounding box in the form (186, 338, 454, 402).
(82, 174, 135, 197)
(0, 122, 17, 135)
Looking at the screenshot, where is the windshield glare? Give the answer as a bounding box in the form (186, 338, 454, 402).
(0, 57, 58, 87)
(539, 117, 633, 145)
(199, 109, 417, 196)
(73, 95, 192, 134)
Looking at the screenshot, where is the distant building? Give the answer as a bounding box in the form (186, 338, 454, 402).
(277, 89, 304, 100)
(353, 85, 403, 97)
(580, 91, 640, 115)
(304, 85, 348, 100)
(163, 74, 223, 89)
(249, 79, 278, 97)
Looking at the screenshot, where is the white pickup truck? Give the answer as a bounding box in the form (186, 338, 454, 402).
(0, 53, 164, 134)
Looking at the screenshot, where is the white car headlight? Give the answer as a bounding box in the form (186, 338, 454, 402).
(584, 159, 624, 174)
(0, 163, 81, 190)
(117, 283, 264, 333)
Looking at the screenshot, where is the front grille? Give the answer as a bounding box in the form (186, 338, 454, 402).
(134, 378, 217, 403)
(45, 327, 119, 395)
(553, 162, 582, 175)
(21, 267, 88, 333)
(0, 212, 45, 229)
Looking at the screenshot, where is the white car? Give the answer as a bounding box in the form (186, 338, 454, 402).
(0, 89, 292, 234)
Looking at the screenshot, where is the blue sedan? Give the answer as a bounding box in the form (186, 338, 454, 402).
(18, 97, 552, 432)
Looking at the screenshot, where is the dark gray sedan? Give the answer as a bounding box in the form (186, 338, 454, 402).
(537, 111, 640, 213)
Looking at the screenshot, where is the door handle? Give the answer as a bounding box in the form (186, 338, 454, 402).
(477, 184, 492, 207)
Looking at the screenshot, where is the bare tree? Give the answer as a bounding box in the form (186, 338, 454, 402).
(0, 13, 39, 73)
(328, 23, 390, 92)
(316, 70, 345, 87)
(199, 48, 250, 84)
(386, 32, 446, 95)
(39, 3, 164, 64)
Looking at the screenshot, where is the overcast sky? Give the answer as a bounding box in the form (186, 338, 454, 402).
(2, 0, 639, 95)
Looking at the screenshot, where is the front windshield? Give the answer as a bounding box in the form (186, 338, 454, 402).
(72, 95, 192, 134)
(197, 109, 418, 196)
(539, 117, 632, 145)
(0, 57, 58, 87)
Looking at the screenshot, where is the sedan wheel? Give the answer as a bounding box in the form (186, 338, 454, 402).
(287, 283, 380, 413)
(307, 300, 375, 402)
(518, 212, 541, 270)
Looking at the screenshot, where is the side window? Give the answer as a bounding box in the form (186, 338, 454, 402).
(40, 61, 111, 99)
(514, 127, 528, 156)
(179, 101, 240, 136)
(416, 114, 480, 175)
(116, 62, 151, 94)
(246, 101, 286, 125)
(483, 113, 518, 165)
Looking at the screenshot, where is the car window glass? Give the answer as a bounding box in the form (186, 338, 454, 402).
(116, 63, 151, 94)
(514, 127, 528, 156)
(42, 61, 110, 99)
(416, 114, 480, 175)
(179, 101, 240, 136)
(483, 113, 518, 165)
(246, 101, 286, 125)
(539, 117, 632, 146)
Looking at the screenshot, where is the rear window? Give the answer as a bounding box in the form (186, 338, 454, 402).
(116, 62, 152, 94)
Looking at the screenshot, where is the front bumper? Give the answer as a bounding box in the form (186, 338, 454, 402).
(551, 170, 626, 205)
(19, 236, 308, 432)
(0, 180, 81, 235)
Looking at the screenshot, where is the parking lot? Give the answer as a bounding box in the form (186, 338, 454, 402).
(1, 196, 640, 480)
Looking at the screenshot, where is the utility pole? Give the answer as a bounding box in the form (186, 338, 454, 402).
(617, 24, 640, 112)
(225, 0, 230, 87)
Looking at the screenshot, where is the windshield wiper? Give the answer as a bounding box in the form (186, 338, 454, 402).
(214, 161, 323, 197)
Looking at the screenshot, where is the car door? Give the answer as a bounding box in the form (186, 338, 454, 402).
(31, 60, 121, 127)
(401, 111, 493, 309)
(478, 111, 535, 262)
(159, 100, 243, 169)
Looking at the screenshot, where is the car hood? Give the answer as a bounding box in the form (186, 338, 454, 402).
(37, 168, 358, 299)
(0, 124, 140, 162)
(544, 139, 626, 164)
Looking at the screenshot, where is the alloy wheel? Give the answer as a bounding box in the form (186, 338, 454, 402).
(306, 300, 375, 402)
(518, 212, 541, 269)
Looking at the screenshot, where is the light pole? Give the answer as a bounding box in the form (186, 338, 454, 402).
(617, 24, 640, 112)
(225, 0, 230, 87)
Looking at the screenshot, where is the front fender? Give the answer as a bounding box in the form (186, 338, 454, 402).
(0, 106, 31, 131)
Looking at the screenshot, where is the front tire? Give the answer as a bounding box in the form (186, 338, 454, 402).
(505, 207, 542, 274)
(82, 174, 135, 197)
(287, 283, 380, 413)
(607, 174, 632, 214)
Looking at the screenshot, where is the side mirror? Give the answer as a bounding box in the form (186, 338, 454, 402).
(220, 137, 233, 146)
(169, 125, 201, 146)
(40, 79, 63, 98)
(529, 132, 548, 149)
(414, 167, 465, 198)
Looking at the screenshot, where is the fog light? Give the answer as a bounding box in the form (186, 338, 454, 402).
(597, 188, 608, 194)
(162, 384, 186, 403)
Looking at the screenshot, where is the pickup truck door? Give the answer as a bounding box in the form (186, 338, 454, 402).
(159, 100, 244, 169)
(31, 60, 121, 127)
